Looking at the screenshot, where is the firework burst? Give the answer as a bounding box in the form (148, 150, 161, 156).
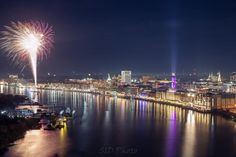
(0, 21, 54, 86)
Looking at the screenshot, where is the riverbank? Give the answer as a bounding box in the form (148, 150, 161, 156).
(109, 94, 212, 113)
(8, 84, 231, 114)
(213, 110, 236, 122)
(111, 95, 236, 121)
(0, 116, 39, 154)
(2, 84, 236, 123)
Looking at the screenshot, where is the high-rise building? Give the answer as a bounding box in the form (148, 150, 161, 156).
(121, 70, 132, 85)
(171, 73, 177, 89)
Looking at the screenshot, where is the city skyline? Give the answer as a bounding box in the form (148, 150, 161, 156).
(0, 0, 236, 75)
(0, 1, 236, 157)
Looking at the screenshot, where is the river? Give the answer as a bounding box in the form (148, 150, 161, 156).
(1, 84, 236, 157)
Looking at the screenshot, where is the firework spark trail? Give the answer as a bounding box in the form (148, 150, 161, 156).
(0, 21, 54, 86)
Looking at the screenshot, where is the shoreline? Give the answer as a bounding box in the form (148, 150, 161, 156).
(0, 117, 39, 154)
(2, 84, 236, 121)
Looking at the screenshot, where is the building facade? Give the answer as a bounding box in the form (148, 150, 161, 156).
(121, 70, 132, 85)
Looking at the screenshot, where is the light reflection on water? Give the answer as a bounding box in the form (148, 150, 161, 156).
(182, 111, 196, 157)
(1, 85, 236, 157)
(4, 129, 69, 157)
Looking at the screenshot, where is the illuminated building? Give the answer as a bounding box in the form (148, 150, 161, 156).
(107, 73, 111, 82)
(121, 70, 132, 85)
(207, 72, 222, 83)
(171, 73, 177, 89)
(156, 90, 236, 111)
(7, 74, 21, 84)
(9, 75, 18, 79)
(142, 75, 155, 84)
(217, 72, 222, 83)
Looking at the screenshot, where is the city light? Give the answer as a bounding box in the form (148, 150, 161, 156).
(0, 21, 54, 86)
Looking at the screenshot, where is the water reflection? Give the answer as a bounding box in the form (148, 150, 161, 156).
(1, 85, 235, 157)
(59, 123, 68, 157)
(0, 84, 4, 93)
(182, 111, 196, 157)
(165, 111, 177, 157)
(4, 130, 69, 157)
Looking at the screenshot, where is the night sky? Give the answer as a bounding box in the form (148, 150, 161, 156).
(0, 0, 236, 76)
